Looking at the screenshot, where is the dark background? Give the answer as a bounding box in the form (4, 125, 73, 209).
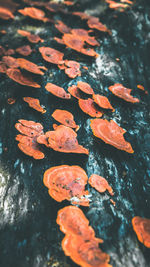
(0, 0, 150, 266)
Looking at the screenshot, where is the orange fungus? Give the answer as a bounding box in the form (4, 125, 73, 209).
(93, 94, 115, 111)
(23, 97, 46, 113)
(77, 81, 94, 95)
(108, 83, 140, 103)
(132, 216, 150, 248)
(16, 45, 32, 56)
(45, 83, 71, 99)
(43, 165, 89, 204)
(39, 47, 64, 64)
(56, 206, 112, 267)
(79, 98, 103, 118)
(6, 68, 40, 88)
(17, 58, 45, 75)
(90, 119, 134, 153)
(42, 125, 89, 155)
(18, 7, 49, 22)
(15, 119, 44, 159)
(89, 174, 114, 196)
(52, 109, 78, 130)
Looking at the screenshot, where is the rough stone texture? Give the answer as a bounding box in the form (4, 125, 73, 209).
(0, 0, 150, 267)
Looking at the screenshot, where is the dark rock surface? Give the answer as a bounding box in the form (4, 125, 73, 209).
(0, 0, 150, 267)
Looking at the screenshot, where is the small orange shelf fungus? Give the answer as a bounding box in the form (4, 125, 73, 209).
(91, 119, 134, 153)
(87, 16, 110, 34)
(0, 7, 14, 20)
(79, 98, 103, 118)
(62, 33, 98, 57)
(55, 20, 71, 34)
(43, 165, 89, 204)
(17, 58, 45, 75)
(45, 83, 71, 99)
(137, 84, 148, 95)
(52, 109, 79, 130)
(93, 94, 115, 111)
(64, 60, 81, 78)
(44, 125, 89, 154)
(89, 174, 114, 196)
(56, 206, 112, 267)
(16, 45, 32, 56)
(16, 135, 45, 159)
(2, 56, 19, 68)
(68, 85, 85, 99)
(15, 120, 44, 159)
(39, 47, 64, 65)
(18, 7, 49, 22)
(132, 216, 150, 248)
(23, 97, 46, 113)
(17, 29, 44, 43)
(77, 81, 94, 95)
(108, 83, 140, 103)
(105, 0, 131, 10)
(6, 68, 41, 88)
(0, 62, 7, 73)
(7, 98, 16, 104)
(71, 29, 100, 46)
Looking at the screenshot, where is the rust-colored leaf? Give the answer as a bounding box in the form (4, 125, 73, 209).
(90, 119, 134, 153)
(43, 165, 89, 204)
(108, 83, 140, 103)
(7, 68, 40, 88)
(23, 97, 46, 113)
(52, 109, 78, 130)
(93, 94, 115, 111)
(45, 83, 71, 99)
(89, 174, 114, 196)
(16, 45, 32, 56)
(132, 216, 150, 248)
(39, 47, 64, 64)
(79, 98, 103, 118)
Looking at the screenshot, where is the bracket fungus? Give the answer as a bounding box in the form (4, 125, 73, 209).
(79, 98, 103, 118)
(52, 109, 79, 130)
(108, 83, 140, 103)
(137, 84, 148, 95)
(17, 58, 46, 75)
(71, 29, 100, 46)
(16, 45, 32, 56)
(132, 216, 150, 248)
(39, 47, 64, 65)
(17, 29, 44, 43)
(15, 119, 44, 159)
(18, 7, 49, 22)
(64, 60, 81, 78)
(38, 125, 89, 155)
(23, 97, 46, 113)
(90, 119, 134, 153)
(77, 81, 94, 95)
(56, 206, 112, 267)
(45, 83, 71, 99)
(55, 20, 71, 34)
(43, 165, 89, 205)
(93, 94, 115, 111)
(89, 174, 114, 196)
(68, 85, 85, 100)
(6, 68, 41, 88)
